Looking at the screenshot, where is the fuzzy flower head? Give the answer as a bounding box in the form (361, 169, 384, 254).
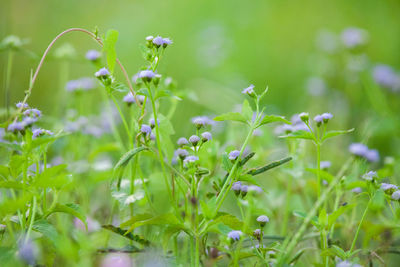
(16, 102, 29, 109)
(381, 183, 398, 193)
(227, 230, 242, 242)
(320, 161, 331, 170)
(242, 84, 256, 97)
(66, 78, 96, 92)
(256, 215, 269, 227)
(95, 67, 110, 78)
(123, 92, 135, 104)
(183, 155, 199, 165)
(189, 135, 201, 146)
(177, 137, 189, 147)
(192, 116, 211, 129)
(201, 131, 212, 142)
(32, 128, 54, 138)
(352, 187, 362, 194)
(341, 27, 368, 49)
(138, 70, 156, 82)
(7, 121, 25, 132)
(18, 238, 37, 266)
(392, 191, 400, 201)
(149, 118, 160, 128)
(176, 148, 189, 160)
(321, 112, 333, 123)
(152, 36, 173, 48)
(240, 185, 248, 197)
(349, 143, 380, 163)
(362, 171, 377, 181)
(23, 108, 42, 118)
(86, 50, 101, 61)
(231, 181, 242, 196)
(299, 112, 309, 122)
(228, 150, 240, 161)
(140, 124, 152, 136)
(372, 64, 400, 92)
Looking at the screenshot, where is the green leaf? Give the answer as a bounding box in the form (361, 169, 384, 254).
(257, 115, 290, 128)
(306, 168, 335, 183)
(293, 211, 319, 228)
(103, 29, 119, 74)
(209, 214, 244, 231)
(35, 164, 69, 189)
(221, 153, 233, 172)
(48, 203, 87, 228)
(102, 225, 150, 246)
(124, 213, 183, 233)
(318, 208, 328, 228)
(241, 99, 253, 121)
(110, 82, 129, 93)
(0, 165, 9, 179)
(238, 174, 261, 187)
(120, 213, 153, 228)
(247, 157, 292, 176)
(162, 226, 182, 251)
(321, 129, 354, 143)
(32, 219, 59, 244)
(200, 196, 217, 219)
(327, 204, 355, 229)
(279, 130, 315, 141)
(114, 147, 148, 170)
(213, 112, 248, 124)
(0, 181, 24, 190)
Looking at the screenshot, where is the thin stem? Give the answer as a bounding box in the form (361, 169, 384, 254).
(316, 143, 321, 199)
(109, 93, 133, 146)
(25, 196, 37, 243)
(349, 196, 372, 253)
(4, 50, 14, 117)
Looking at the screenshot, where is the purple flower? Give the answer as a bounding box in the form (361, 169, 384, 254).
(201, 131, 212, 142)
(23, 108, 41, 118)
(150, 133, 156, 141)
(341, 27, 367, 48)
(146, 35, 154, 41)
(321, 112, 333, 122)
(18, 239, 37, 266)
(248, 185, 263, 194)
(242, 84, 255, 96)
(365, 149, 380, 163)
(240, 185, 248, 196)
(184, 155, 199, 164)
(227, 230, 242, 242)
(189, 135, 200, 146)
(16, 102, 29, 109)
(86, 50, 101, 61)
(320, 161, 331, 170)
(32, 128, 53, 138)
(176, 148, 189, 159)
(162, 38, 173, 48)
(138, 70, 156, 82)
(362, 171, 377, 181)
(352, 187, 362, 194)
(392, 191, 400, 200)
(95, 68, 110, 77)
(140, 124, 152, 135)
(192, 116, 211, 129)
(256, 215, 269, 227)
(372, 64, 400, 92)
(7, 121, 25, 132)
(66, 78, 96, 92)
(228, 150, 240, 160)
(152, 36, 164, 46)
(177, 137, 189, 146)
(381, 183, 398, 192)
(22, 116, 37, 127)
(123, 92, 135, 104)
(149, 118, 160, 128)
(349, 143, 369, 157)
(313, 114, 324, 124)
(231, 181, 242, 194)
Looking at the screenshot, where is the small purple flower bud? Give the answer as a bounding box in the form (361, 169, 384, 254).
(240, 185, 248, 197)
(313, 114, 323, 126)
(352, 187, 362, 194)
(381, 183, 398, 193)
(372, 64, 400, 92)
(138, 70, 156, 82)
(189, 135, 200, 146)
(320, 161, 331, 170)
(123, 92, 135, 104)
(146, 35, 154, 41)
(349, 143, 369, 157)
(176, 148, 189, 160)
(7, 121, 25, 132)
(86, 50, 101, 61)
(242, 84, 255, 96)
(150, 133, 156, 141)
(184, 155, 199, 165)
(152, 36, 164, 47)
(231, 181, 242, 196)
(321, 112, 333, 123)
(365, 149, 380, 163)
(162, 38, 172, 48)
(177, 137, 189, 146)
(149, 118, 160, 128)
(256, 215, 269, 227)
(140, 124, 152, 135)
(392, 191, 400, 200)
(248, 185, 263, 195)
(18, 239, 37, 266)
(253, 229, 261, 240)
(362, 171, 377, 181)
(341, 27, 367, 48)
(16, 102, 29, 109)
(24, 108, 41, 118)
(228, 150, 240, 161)
(22, 116, 37, 127)
(227, 230, 242, 242)
(201, 131, 212, 142)
(192, 117, 207, 129)
(95, 67, 110, 78)
(299, 112, 309, 122)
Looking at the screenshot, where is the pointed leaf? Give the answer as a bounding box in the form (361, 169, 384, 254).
(103, 29, 119, 74)
(321, 129, 354, 143)
(257, 115, 290, 128)
(213, 112, 248, 124)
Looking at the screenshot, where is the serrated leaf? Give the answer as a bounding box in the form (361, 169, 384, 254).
(213, 112, 248, 124)
(257, 115, 290, 128)
(321, 129, 354, 143)
(32, 219, 59, 244)
(279, 130, 315, 141)
(102, 225, 150, 246)
(103, 29, 119, 74)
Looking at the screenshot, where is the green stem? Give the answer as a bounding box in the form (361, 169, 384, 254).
(25, 196, 37, 243)
(349, 196, 372, 253)
(4, 50, 14, 118)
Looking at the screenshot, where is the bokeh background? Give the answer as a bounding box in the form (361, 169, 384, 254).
(1, 0, 400, 156)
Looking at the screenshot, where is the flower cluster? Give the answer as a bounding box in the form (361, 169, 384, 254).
(7, 103, 42, 133)
(146, 35, 173, 49)
(349, 143, 380, 162)
(275, 114, 309, 134)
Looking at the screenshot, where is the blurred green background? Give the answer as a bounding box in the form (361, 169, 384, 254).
(1, 0, 400, 154)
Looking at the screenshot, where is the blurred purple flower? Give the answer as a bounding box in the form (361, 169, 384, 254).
(372, 64, 400, 92)
(228, 150, 240, 160)
(341, 27, 368, 48)
(86, 50, 101, 61)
